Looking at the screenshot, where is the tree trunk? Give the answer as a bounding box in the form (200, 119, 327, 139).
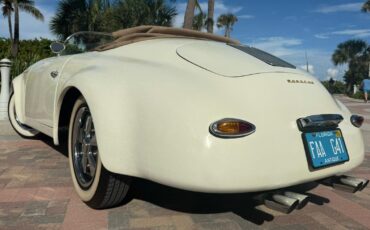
(347, 83, 353, 95)
(11, 0, 19, 58)
(7, 14, 13, 41)
(184, 0, 196, 29)
(225, 25, 231, 37)
(207, 0, 214, 33)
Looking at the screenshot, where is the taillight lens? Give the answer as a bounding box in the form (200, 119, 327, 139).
(351, 115, 364, 128)
(210, 118, 256, 138)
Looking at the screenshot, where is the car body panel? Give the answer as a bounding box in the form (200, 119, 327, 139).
(177, 41, 299, 77)
(11, 38, 365, 193)
(24, 56, 74, 133)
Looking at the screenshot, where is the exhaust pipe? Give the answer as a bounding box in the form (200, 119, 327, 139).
(321, 175, 367, 193)
(283, 191, 309, 209)
(338, 177, 363, 193)
(342, 176, 369, 191)
(263, 193, 299, 214)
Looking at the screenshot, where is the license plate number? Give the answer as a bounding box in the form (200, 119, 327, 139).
(304, 130, 349, 168)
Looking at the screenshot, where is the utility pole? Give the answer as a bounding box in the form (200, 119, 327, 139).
(305, 51, 309, 73)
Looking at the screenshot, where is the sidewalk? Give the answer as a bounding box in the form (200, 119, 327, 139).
(0, 95, 369, 230)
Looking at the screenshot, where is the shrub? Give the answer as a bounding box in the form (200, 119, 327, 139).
(321, 80, 347, 94)
(0, 38, 54, 79)
(352, 91, 365, 100)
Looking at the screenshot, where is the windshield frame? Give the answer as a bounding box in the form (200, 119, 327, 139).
(61, 31, 114, 56)
(64, 31, 113, 44)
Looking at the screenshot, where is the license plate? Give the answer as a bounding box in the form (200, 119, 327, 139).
(303, 130, 349, 169)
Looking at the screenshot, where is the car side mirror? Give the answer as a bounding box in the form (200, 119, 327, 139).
(50, 42, 65, 55)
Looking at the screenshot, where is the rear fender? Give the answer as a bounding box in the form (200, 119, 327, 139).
(53, 74, 138, 176)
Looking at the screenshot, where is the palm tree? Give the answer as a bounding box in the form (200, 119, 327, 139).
(5, 0, 44, 57)
(206, 0, 214, 33)
(86, 0, 112, 31)
(362, 0, 370, 12)
(50, 0, 106, 40)
(183, 0, 202, 29)
(217, 13, 238, 37)
(140, 0, 177, 26)
(112, 0, 176, 29)
(1, 0, 13, 40)
(192, 12, 206, 31)
(51, 0, 177, 40)
(184, 0, 196, 29)
(332, 40, 368, 66)
(332, 40, 370, 92)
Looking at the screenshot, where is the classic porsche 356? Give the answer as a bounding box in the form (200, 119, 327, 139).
(9, 26, 368, 212)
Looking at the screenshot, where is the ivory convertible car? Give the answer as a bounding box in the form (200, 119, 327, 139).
(9, 26, 368, 212)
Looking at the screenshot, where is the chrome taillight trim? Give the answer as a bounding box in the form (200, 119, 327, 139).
(209, 118, 256, 138)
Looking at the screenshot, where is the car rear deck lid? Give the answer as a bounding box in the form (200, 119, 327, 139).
(176, 41, 297, 77)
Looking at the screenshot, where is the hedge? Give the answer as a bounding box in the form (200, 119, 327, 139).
(0, 38, 55, 79)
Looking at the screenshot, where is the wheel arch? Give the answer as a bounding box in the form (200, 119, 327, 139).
(53, 87, 82, 146)
(53, 72, 141, 177)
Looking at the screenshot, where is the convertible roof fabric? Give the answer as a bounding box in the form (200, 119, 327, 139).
(95, 25, 240, 51)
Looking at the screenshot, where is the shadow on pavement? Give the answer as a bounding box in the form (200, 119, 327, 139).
(38, 134, 330, 225)
(39, 134, 68, 157)
(128, 178, 324, 225)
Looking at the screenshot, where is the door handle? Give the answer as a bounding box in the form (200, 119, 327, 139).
(50, 71, 59, 78)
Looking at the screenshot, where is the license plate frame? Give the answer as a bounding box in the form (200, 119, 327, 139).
(302, 129, 349, 169)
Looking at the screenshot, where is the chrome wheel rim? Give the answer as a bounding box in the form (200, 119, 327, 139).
(72, 106, 98, 190)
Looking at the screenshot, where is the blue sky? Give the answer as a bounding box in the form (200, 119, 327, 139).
(1, 0, 370, 80)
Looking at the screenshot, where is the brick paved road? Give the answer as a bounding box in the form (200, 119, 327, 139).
(0, 95, 369, 230)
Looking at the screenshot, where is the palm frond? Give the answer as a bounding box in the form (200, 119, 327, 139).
(332, 40, 369, 65)
(1, 0, 13, 17)
(18, 3, 44, 21)
(195, 0, 202, 14)
(192, 12, 206, 30)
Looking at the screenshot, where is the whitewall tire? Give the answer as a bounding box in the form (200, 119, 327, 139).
(68, 96, 131, 209)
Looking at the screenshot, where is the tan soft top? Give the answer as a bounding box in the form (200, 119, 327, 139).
(95, 25, 240, 51)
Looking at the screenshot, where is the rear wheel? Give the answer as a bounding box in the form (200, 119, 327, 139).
(68, 97, 131, 209)
(8, 93, 40, 138)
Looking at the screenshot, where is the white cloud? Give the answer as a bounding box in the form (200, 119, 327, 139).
(326, 68, 339, 80)
(250, 37, 303, 57)
(315, 29, 370, 39)
(247, 36, 338, 80)
(314, 34, 329, 39)
(199, 1, 243, 14)
(300, 64, 315, 74)
(238, 15, 255, 19)
(332, 29, 370, 37)
(314, 3, 362, 13)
